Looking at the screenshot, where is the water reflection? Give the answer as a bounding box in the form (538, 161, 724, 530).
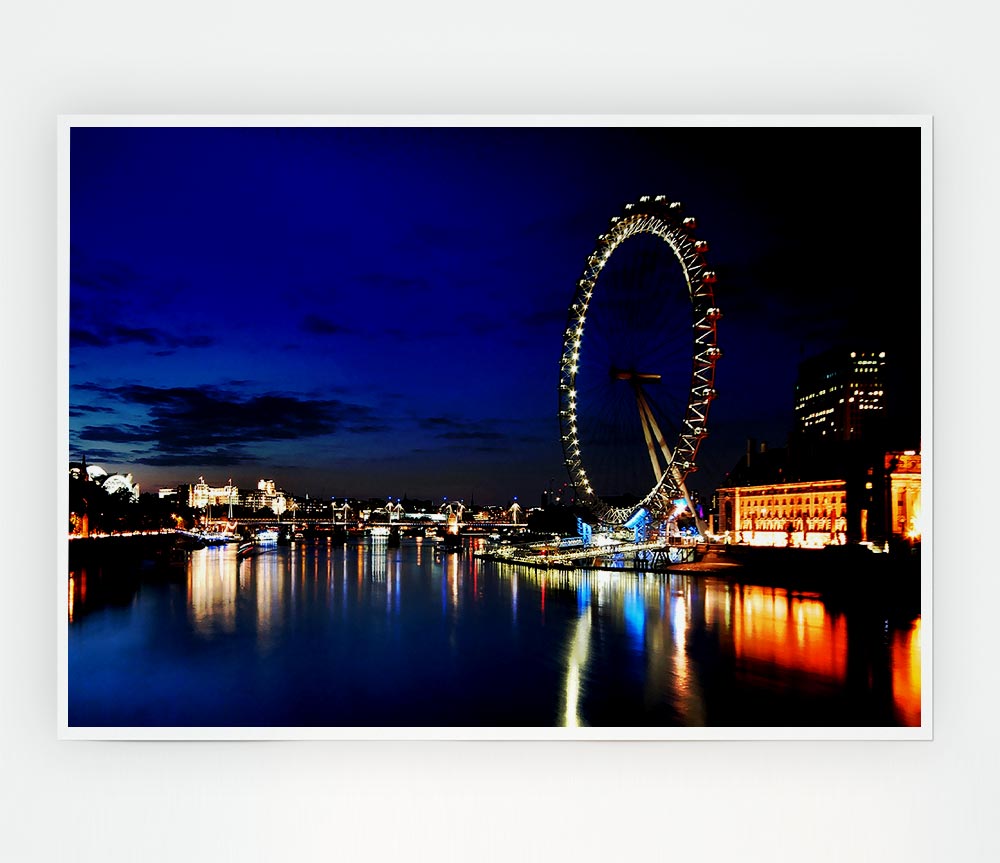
(892, 617, 921, 726)
(724, 585, 848, 682)
(490, 564, 920, 727)
(561, 610, 592, 727)
(69, 539, 922, 727)
(189, 547, 237, 635)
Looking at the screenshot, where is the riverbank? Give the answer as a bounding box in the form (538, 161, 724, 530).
(68, 532, 188, 571)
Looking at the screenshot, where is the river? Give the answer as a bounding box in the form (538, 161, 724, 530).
(67, 536, 921, 728)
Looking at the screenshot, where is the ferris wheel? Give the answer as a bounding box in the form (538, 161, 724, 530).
(559, 196, 721, 527)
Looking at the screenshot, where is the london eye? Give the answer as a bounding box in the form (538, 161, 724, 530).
(559, 196, 721, 527)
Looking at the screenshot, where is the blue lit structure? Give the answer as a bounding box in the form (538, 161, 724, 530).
(624, 507, 650, 543)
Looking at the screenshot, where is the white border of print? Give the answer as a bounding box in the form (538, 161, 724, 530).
(57, 114, 932, 741)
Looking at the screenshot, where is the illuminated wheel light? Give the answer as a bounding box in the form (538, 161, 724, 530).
(558, 196, 718, 527)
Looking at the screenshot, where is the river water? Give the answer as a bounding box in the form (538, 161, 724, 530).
(68, 536, 921, 728)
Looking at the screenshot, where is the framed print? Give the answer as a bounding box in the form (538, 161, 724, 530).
(59, 115, 930, 739)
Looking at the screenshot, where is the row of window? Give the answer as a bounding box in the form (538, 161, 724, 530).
(744, 508, 845, 519)
(743, 495, 845, 507)
(741, 517, 848, 531)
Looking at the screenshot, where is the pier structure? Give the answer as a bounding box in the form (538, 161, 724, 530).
(477, 534, 701, 571)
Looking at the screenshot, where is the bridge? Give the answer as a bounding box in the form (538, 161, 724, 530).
(203, 516, 527, 534)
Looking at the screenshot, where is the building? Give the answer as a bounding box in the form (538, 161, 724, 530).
(886, 451, 922, 541)
(716, 450, 921, 548)
(716, 479, 848, 547)
(794, 349, 887, 443)
(243, 478, 287, 515)
(68, 461, 140, 500)
(102, 472, 140, 501)
(714, 342, 919, 548)
(188, 477, 239, 510)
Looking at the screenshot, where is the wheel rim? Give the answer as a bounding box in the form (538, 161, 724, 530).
(559, 197, 721, 526)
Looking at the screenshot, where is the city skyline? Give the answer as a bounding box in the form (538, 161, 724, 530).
(69, 123, 921, 502)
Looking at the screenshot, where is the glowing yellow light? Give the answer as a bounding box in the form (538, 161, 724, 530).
(562, 611, 592, 727)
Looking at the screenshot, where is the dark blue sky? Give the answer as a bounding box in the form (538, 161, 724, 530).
(69, 124, 921, 503)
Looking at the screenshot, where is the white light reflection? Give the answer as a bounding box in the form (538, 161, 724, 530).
(255, 547, 284, 651)
(449, 551, 460, 608)
(188, 546, 238, 635)
(666, 577, 705, 725)
(561, 610, 592, 727)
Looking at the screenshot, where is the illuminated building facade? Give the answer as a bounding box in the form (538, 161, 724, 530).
(794, 349, 887, 442)
(68, 461, 140, 500)
(188, 477, 240, 510)
(243, 478, 287, 515)
(716, 479, 848, 547)
(102, 472, 140, 501)
(886, 451, 922, 541)
(716, 450, 922, 548)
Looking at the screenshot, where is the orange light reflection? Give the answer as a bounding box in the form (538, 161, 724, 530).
(730, 585, 847, 681)
(892, 618, 921, 726)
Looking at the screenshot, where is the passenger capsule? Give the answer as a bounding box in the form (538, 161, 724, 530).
(682, 217, 697, 230)
(694, 240, 710, 254)
(702, 271, 718, 284)
(706, 307, 722, 321)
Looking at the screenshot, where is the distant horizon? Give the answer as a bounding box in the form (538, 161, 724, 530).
(69, 457, 536, 507)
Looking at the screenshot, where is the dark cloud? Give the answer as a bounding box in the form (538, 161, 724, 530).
(419, 417, 461, 429)
(137, 450, 252, 467)
(77, 423, 158, 444)
(68, 404, 115, 417)
(70, 250, 141, 294)
(71, 323, 215, 351)
(74, 384, 382, 467)
(302, 314, 350, 336)
(418, 415, 510, 443)
(70, 328, 112, 348)
(437, 430, 505, 441)
(358, 272, 427, 293)
(69, 446, 126, 462)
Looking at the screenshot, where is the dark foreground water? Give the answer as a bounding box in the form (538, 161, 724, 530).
(68, 537, 921, 727)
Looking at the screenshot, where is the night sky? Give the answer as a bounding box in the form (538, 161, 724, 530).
(69, 124, 922, 503)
